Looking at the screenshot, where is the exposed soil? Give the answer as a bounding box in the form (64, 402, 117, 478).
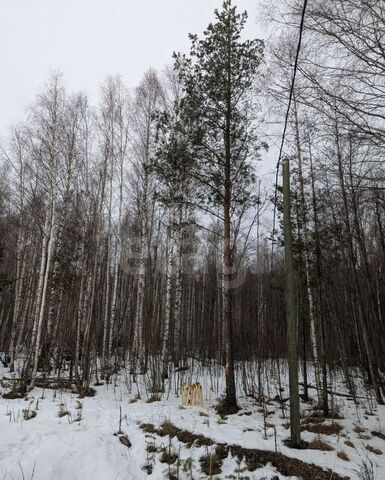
(140, 421, 350, 480)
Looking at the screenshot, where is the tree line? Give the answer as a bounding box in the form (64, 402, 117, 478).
(0, 0, 384, 416)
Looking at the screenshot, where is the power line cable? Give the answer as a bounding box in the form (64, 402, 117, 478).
(270, 0, 309, 269)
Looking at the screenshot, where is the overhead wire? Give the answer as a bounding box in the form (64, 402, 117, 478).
(270, 0, 309, 269)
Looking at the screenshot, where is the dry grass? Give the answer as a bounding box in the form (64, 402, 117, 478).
(303, 422, 343, 435)
(358, 433, 372, 440)
(138, 421, 349, 480)
(301, 415, 325, 425)
(160, 449, 178, 464)
(2, 381, 27, 399)
(77, 386, 96, 398)
(228, 444, 348, 479)
(372, 430, 385, 440)
(311, 407, 344, 420)
(200, 451, 223, 476)
(140, 422, 156, 433)
(118, 434, 131, 448)
(160, 420, 180, 437)
(365, 444, 382, 455)
(308, 438, 334, 451)
(337, 451, 350, 461)
(146, 393, 161, 403)
(215, 400, 240, 416)
(353, 424, 366, 434)
(22, 409, 37, 420)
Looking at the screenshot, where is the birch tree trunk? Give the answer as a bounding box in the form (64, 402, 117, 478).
(30, 199, 57, 389)
(130, 70, 162, 371)
(293, 99, 323, 401)
(161, 220, 175, 377)
(133, 186, 148, 369)
(102, 182, 113, 368)
(30, 211, 51, 361)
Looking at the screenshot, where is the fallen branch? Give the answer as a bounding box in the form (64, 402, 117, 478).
(299, 382, 365, 400)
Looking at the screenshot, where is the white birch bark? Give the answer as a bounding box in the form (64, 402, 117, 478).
(9, 232, 25, 371)
(293, 99, 322, 395)
(30, 199, 57, 388)
(173, 204, 186, 363)
(30, 211, 51, 356)
(161, 221, 175, 374)
(133, 187, 148, 366)
(102, 198, 112, 366)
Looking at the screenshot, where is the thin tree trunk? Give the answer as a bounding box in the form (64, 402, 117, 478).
(30, 200, 57, 389)
(283, 157, 301, 446)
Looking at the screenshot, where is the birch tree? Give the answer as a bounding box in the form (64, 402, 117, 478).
(130, 70, 162, 371)
(29, 74, 66, 389)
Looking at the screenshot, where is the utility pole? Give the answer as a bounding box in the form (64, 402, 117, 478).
(283, 157, 301, 446)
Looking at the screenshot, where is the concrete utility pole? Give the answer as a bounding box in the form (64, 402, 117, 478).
(283, 157, 301, 446)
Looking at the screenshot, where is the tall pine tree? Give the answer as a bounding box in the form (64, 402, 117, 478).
(175, 0, 264, 410)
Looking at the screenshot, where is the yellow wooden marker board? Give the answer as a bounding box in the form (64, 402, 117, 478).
(181, 383, 203, 407)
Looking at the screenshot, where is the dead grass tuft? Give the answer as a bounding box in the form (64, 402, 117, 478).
(118, 434, 132, 448)
(159, 420, 180, 437)
(337, 451, 350, 461)
(215, 399, 240, 417)
(2, 381, 27, 399)
(301, 415, 325, 425)
(353, 424, 366, 434)
(146, 393, 161, 403)
(366, 444, 382, 455)
(77, 386, 96, 398)
(140, 423, 156, 433)
(146, 444, 157, 453)
(160, 449, 178, 464)
(22, 409, 37, 420)
(200, 451, 223, 476)
(371, 431, 385, 441)
(176, 430, 213, 447)
(308, 438, 334, 451)
(303, 422, 343, 436)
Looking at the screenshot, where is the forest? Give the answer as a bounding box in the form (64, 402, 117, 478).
(0, 1, 384, 479)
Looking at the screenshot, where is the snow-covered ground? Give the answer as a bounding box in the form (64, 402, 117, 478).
(1, 363, 384, 479)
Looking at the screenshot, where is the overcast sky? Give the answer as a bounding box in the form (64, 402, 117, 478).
(0, 0, 264, 138)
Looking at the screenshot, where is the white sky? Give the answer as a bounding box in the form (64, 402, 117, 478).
(0, 0, 264, 138)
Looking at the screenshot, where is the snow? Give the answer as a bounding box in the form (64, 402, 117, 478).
(1, 363, 385, 479)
